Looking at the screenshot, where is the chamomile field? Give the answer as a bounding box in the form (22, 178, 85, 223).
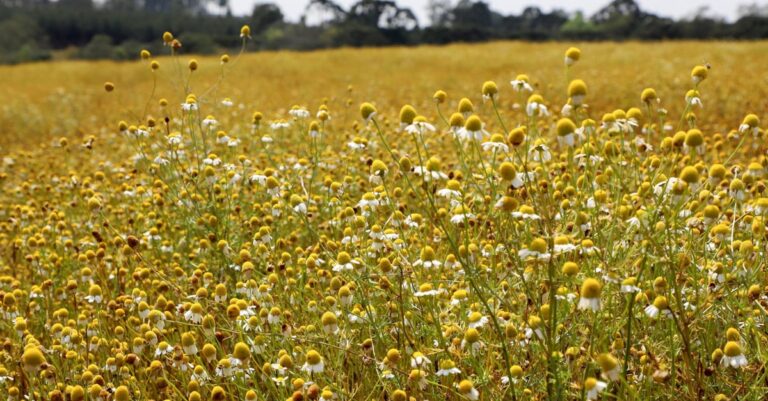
(1, 37, 767, 401)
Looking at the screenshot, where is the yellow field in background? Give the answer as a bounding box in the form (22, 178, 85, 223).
(1, 41, 766, 149)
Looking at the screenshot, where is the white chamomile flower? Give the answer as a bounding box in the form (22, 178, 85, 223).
(302, 350, 325, 373)
(721, 341, 748, 369)
(584, 378, 607, 400)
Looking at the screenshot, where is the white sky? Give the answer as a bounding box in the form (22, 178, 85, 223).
(227, 0, 758, 22)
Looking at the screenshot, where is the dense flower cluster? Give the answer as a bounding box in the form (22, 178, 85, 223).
(0, 32, 766, 401)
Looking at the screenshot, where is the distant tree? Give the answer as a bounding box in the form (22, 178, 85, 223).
(560, 11, 601, 39)
(111, 0, 228, 15)
(731, 15, 768, 38)
(58, 0, 93, 8)
(591, 0, 642, 23)
(0, 0, 50, 6)
(520, 6, 567, 39)
(683, 5, 725, 21)
(427, 0, 453, 27)
(102, 0, 138, 11)
(270, 24, 327, 49)
(251, 3, 283, 34)
(452, 0, 493, 29)
(738, 3, 768, 18)
(303, 0, 347, 26)
(591, 0, 645, 38)
(0, 8, 56, 62)
(0, 13, 48, 55)
(178, 31, 217, 53)
(347, 0, 418, 30)
(633, 15, 679, 39)
(78, 34, 114, 59)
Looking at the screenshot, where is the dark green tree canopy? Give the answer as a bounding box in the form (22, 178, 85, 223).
(0, 0, 767, 64)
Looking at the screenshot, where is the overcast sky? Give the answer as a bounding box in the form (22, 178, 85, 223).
(227, 0, 757, 22)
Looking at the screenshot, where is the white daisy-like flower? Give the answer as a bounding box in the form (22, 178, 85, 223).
(528, 143, 552, 162)
(584, 378, 607, 400)
(686, 94, 703, 108)
(302, 351, 325, 373)
(289, 107, 310, 119)
(481, 141, 509, 152)
(571, 93, 586, 106)
(154, 342, 174, 357)
(413, 166, 448, 181)
(405, 120, 436, 135)
(347, 140, 367, 150)
(216, 134, 230, 144)
(414, 258, 442, 269)
(721, 342, 748, 368)
(561, 103, 574, 116)
(626, 217, 642, 229)
(202, 116, 217, 128)
(620, 279, 640, 293)
(644, 297, 672, 319)
(509, 171, 534, 189)
(203, 156, 221, 166)
(410, 352, 431, 368)
(167, 134, 182, 145)
(458, 126, 490, 142)
(739, 123, 759, 136)
(730, 188, 746, 201)
(436, 366, 461, 376)
(450, 212, 474, 225)
(184, 308, 203, 323)
(518, 248, 551, 261)
(132, 343, 145, 354)
(85, 294, 102, 303)
(461, 337, 485, 352)
(323, 321, 339, 335)
(267, 312, 280, 325)
(332, 261, 356, 272)
(577, 278, 602, 311)
(149, 312, 166, 330)
(135, 126, 150, 137)
(183, 343, 198, 355)
(683, 142, 705, 155)
(526, 101, 549, 117)
(436, 188, 462, 200)
(554, 243, 578, 255)
(270, 120, 290, 130)
(215, 360, 234, 377)
(293, 202, 307, 214)
(510, 79, 533, 92)
(357, 194, 380, 209)
(574, 153, 604, 169)
(191, 368, 209, 384)
(249, 174, 267, 185)
(341, 234, 359, 245)
(618, 117, 638, 133)
(467, 312, 489, 329)
(414, 284, 443, 297)
(464, 387, 480, 401)
(578, 296, 600, 312)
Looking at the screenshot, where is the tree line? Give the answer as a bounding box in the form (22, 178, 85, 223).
(1, 0, 768, 64)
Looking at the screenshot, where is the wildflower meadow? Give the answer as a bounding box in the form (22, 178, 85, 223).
(0, 33, 767, 401)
